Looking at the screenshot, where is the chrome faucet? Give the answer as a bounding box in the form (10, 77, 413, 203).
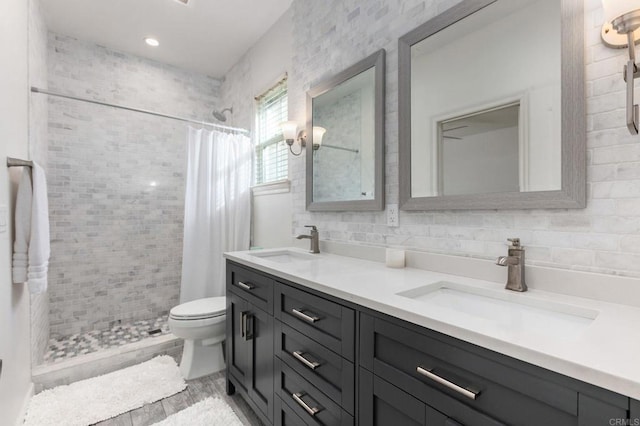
(496, 238, 527, 292)
(296, 225, 320, 254)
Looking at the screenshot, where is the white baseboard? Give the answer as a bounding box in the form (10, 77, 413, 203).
(15, 381, 34, 426)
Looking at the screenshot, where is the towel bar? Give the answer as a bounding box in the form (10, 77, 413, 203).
(6, 157, 33, 168)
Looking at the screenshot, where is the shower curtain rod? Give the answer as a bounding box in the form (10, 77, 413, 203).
(31, 87, 250, 135)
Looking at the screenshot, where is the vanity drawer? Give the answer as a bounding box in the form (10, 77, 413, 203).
(274, 395, 307, 426)
(360, 314, 598, 426)
(275, 357, 354, 426)
(227, 262, 274, 314)
(359, 367, 506, 426)
(275, 320, 355, 414)
(276, 284, 355, 361)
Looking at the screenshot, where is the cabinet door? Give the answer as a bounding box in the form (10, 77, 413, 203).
(360, 368, 434, 426)
(247, 303, 275, 423)
(227, 291, 250, 391)
(632, 399, 640, 424)
(578, 394, 628, 426)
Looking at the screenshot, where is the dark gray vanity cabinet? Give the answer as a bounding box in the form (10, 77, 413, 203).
(226, 264, 275, 425)
(359, 367, 482, 426)
(359, 313, 629, 426)
(273, 277, 356, 425)
(631, 399, 640, 424)
(226, 260, 634, 426)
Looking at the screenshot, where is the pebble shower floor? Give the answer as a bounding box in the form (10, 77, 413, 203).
(44, 315, 171, 363)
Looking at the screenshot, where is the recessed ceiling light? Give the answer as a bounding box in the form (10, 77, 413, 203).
(144, 37, 159, 47)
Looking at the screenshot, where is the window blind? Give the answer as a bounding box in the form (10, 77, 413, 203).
(255, 78, 288, 185)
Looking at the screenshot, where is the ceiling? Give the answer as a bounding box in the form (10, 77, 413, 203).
(41, 0, 292, 78)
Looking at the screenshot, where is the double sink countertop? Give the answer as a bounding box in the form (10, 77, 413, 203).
(224, 247, 640, 400)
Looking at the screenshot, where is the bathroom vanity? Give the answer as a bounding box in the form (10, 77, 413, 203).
(225, 248, 640, 425)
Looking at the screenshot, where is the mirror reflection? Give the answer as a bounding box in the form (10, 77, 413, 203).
(439, 103, 520, 196)
(410, 0, 561, 198)
(307, 49, 384, 211)
(312, 67, 375, 202)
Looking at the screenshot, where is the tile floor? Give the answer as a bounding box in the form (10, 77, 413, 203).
(94, 370, 263, 426)
(45, 316, 171, 364)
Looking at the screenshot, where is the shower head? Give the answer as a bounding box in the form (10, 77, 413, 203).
(212, 107, 233, 122)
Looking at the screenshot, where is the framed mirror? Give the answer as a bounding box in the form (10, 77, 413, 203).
(306, 49, 385, 211)
(398, 0, 585, 210)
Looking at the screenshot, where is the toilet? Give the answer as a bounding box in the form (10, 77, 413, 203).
(168, 296, 226, 380)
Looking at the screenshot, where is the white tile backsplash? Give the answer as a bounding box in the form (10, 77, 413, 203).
(272, 0, 640, 279)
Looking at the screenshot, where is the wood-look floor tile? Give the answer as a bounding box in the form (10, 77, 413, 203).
(129, 401, 166, 426)
(186, 377, 214, 403)
(160, 389, 193, 416)
(93, 412, 133, 426)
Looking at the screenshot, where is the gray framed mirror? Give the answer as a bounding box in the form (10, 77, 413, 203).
(398, 0, 585, 210)
(306, 49, 385, 211)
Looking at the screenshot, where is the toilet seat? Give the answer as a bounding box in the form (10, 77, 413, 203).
(170, 296, 226, 321)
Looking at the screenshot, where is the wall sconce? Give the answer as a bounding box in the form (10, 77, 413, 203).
(280, 121, 326, 156)
(601, 0, 640, 135)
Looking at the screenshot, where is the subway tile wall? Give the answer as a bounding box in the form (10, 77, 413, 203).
(46, 33, 222, 336)
(278, 0, 640, 278)
(28, 0, 50, 366)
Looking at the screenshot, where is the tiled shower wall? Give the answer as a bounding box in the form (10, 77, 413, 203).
(46, 33, 222, 337)
(28, 0, 49, 366)
(279, 0, 640, 278)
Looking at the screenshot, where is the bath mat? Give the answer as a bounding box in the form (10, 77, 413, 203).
(23, 355, 186, 426)
(152, 397, 243, 426)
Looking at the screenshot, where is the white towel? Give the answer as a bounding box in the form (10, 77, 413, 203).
(12, 168, 32, 284)
(27, 163, 50, 293)
(11, 162, 50, 293)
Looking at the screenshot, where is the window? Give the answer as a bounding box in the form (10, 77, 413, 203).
(254, 77, 288, 185)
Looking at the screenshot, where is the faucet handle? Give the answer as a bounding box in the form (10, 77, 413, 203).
(507, 238, 521, 248)
(305, 225, 318, 232)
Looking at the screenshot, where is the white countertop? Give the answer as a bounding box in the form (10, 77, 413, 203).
(224, 247, 640, 400)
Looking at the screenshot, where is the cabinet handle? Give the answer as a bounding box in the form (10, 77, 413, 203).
(291, 308, 320, 323)
(292, 392, 322, 416)
(236, 281, 254, 291)
(241, 312, 253, 341)
(416, 366, 480, 400)
(292, 351, 321, 370)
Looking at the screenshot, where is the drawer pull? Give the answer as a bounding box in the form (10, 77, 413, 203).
(291, 308, 320, 323)
(416, 366, 480, 400)
(292, 392, 322, 416)
(236, 281, 254, 291)
(292, 351, 321, 370)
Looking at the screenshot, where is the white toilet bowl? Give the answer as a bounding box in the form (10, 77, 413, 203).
(169, 296, 226, 380)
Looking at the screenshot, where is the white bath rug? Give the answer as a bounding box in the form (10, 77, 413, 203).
(152, 397, 243, 426)
(23, 355, 186, 426)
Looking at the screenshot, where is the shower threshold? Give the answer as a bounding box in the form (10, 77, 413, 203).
(33, 316, 183, 392)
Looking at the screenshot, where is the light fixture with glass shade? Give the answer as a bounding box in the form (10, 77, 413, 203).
(312, 126, 326, 150)
(280, 121, 326, 156)
(601, 0, 640, 135)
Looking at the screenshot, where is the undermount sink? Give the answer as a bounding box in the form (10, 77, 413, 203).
(396, 281, 599, 339)
(249, 249, 317, 264)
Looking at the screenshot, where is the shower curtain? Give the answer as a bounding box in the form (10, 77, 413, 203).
(180, 127, 252, 303)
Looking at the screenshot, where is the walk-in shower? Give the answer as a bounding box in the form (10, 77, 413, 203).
(30, 34, 248, 390)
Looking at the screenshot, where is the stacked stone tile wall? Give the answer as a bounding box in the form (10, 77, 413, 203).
(276, 0, 640, 278)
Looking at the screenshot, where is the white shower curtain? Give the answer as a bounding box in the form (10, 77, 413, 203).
(180, 127, 252, 303)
